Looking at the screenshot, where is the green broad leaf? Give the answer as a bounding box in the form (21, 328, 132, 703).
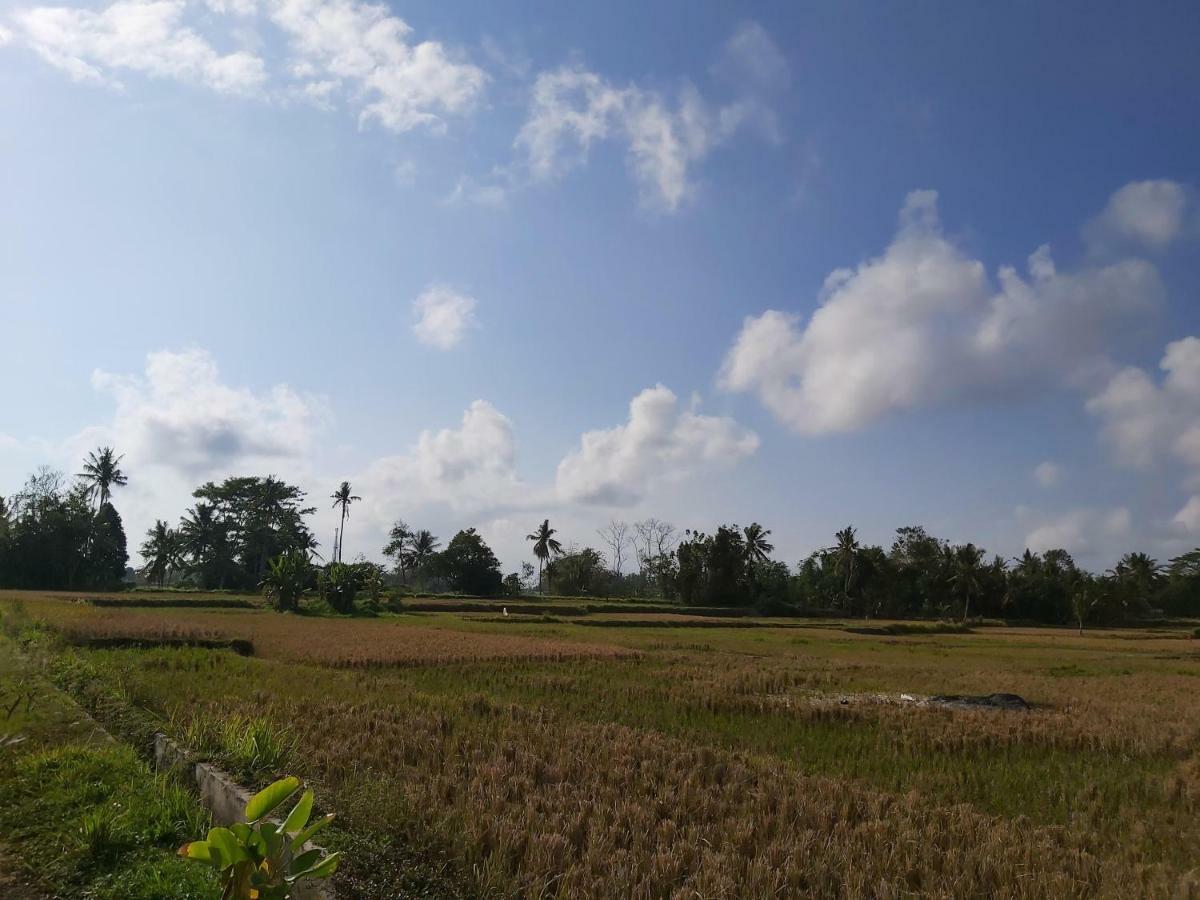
(290, 813, 334, 851)
(206, 827, 245, 865)
(178, 840, 213, 863)
(245, 776, 300, 822)
(291, 848, 321, 873)
(282, 789, 314, 835)
(231, 823, 252, 843)
(292, 851, 340, 881)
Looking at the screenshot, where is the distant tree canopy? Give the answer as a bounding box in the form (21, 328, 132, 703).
(176, 476, 318, 590)
(4, 455, 1200, 624)
(0, 466, 128, 590)
(435, 528, 503, 596)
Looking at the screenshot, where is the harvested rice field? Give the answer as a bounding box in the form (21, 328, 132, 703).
(4, 591, 1200, 898)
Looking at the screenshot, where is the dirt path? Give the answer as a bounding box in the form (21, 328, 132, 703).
(0, 845, 47, 899)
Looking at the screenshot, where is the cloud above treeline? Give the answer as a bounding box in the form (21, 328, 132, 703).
(34, 348, 758, 564)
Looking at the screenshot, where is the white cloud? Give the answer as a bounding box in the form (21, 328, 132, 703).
(14, 0, 267, 94)
(0, 24, 13, 46)
(204, 0, 257, 15)
(412, 284, 478, 350)
(712, 21, 789, 90)
(1023, 506, 1131, 556)
(1034, 461, 1061, 488)
(556, 385, 759, 505)
(1085, 179, 1190, 252)
(86, 348, 323, 478)
(1087, 336, 1200, 472)
(720, 188, 1163, 434)
(357, 400, 529, 517)
(515, 52, 770, 212)
(268, 0, 486, 133)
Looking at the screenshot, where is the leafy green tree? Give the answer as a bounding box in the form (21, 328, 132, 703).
(330, 482, 361, 563)
(545, 547, 610, 596)
(77, 446, 127, 510)
(382, 520, 412, 581)
(87, 502, 128, 589)
(437, 528, 503, 596)
(526, 519, 563, 594)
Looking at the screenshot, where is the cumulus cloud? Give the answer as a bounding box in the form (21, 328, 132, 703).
(515, 67, 714, 210)
(555, 385, 759, 505)
(412, 284, 478, 350)
(13, 0, 267, 94)
(720, 188, 1163, 434)
(12, 0, 485, 135)
(357, 400, 528, 517)
(0, 24, 13, 46)
(515, 23, 781, 212)
(1023, 506, 1131, 556)
(1087, 336, 1200, 472)
(85, 348, 322, 478)
(1034, 461, 1061, 488)
(1084, 179, 1190, 253)
(268, 0, 486, 133)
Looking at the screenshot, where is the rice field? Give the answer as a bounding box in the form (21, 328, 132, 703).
(4, 590, 1200, 898)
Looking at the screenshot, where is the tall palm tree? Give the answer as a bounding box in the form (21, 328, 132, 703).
(408, 529, 440, 586)
(77, 446, 128, 510)
(830, 526, 860, 611)
(526, 519, 563, 595)
(330, 481, 361, 563)
(950, 544, 985, 624)
(139, 520, 180, 587)
(179, 503, 235, 588)
(743, 523, 774, 563)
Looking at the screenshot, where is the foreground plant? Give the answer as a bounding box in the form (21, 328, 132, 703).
(180, 776, 339, 899)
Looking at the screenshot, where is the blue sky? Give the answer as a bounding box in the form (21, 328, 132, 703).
(1, 0, 1198, 571)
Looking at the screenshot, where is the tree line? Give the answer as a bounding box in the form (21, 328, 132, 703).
(1, 450, 1197, 626)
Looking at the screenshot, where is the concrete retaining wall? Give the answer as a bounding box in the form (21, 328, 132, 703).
(154, 733, 335, 900)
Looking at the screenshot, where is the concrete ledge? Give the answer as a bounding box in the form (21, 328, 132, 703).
(154, 733, 335, 900)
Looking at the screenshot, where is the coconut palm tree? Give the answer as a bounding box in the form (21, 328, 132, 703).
(77, 446, 128, 511)
(743, 523, 774, 563)
(830, 526, 860, 611)
(139, 520, 180, 587)
(404, 529, 440, 588)
(330, 481, 361, 563)
(179, 503, 236, 588)
(526, 519, 563, 595)
(950, 543, 985, 624)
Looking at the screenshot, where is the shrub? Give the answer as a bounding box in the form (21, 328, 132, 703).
(180, 776, 339, 899)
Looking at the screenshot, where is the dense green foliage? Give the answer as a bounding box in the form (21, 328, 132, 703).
(434, 528, 503, 596)
(0, 468, 129, 590)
